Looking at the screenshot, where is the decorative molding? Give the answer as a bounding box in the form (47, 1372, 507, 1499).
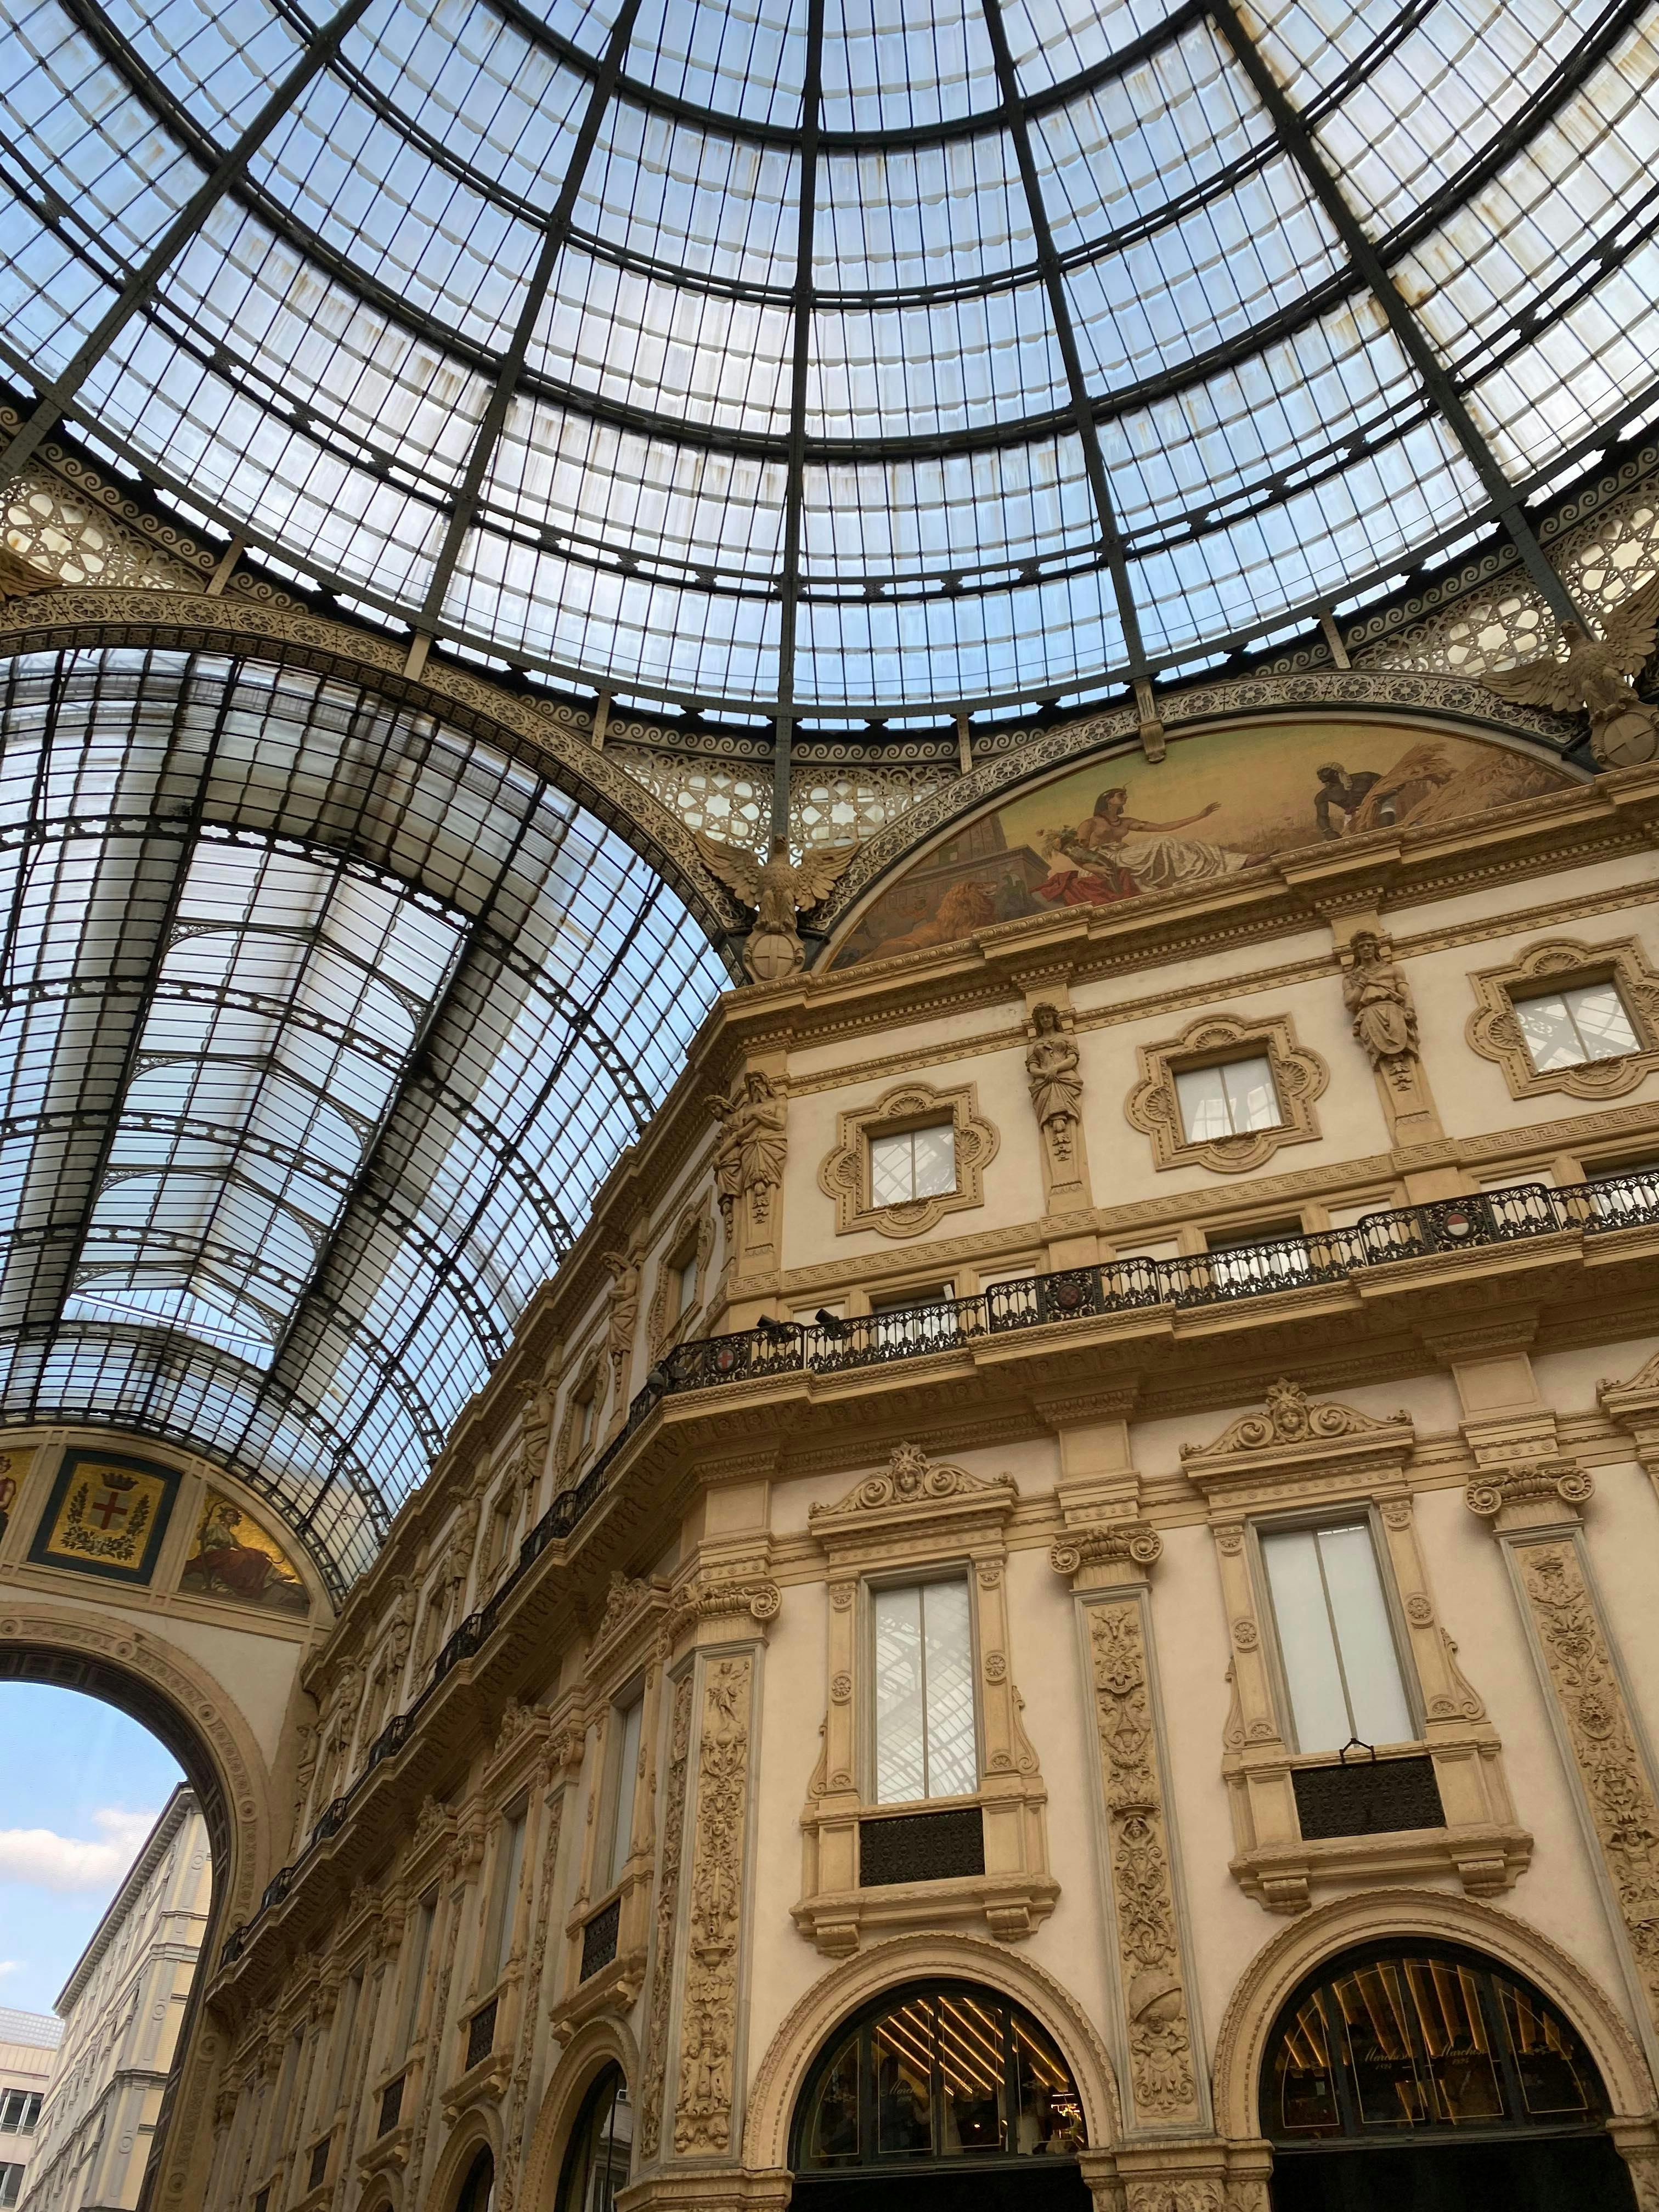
(818, 1079, 1000, 1239)
(1084, 1598, 1201, 2126)
(811, 1441, 1010, 1525)
(673, 1655, 753, 2155)
(1510, 1539, 1659, 2041)
(1183, 1379, 1409, 1462)
(1465, 936, 1659, 1101)
(1050, 1526, 1164, 1579)
(1465, 1460, 1595, 1524)
(1125, 1012, 1328, 1176)
(639, 1672, 693, 2164)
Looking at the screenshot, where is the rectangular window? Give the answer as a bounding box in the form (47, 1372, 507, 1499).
(1175, 1055, 1281, 1142)
(872, 1579, 978, 1804)
(1513, 980, 1640, 1071)
(674, 1253, 698, 1317)
(869, 1284, 957, 1352)
(1586, 1156, 1659, 1222)
(870, 1124, 956, 1207)
(485, 1813, 526, 1984)
(2, 2164, 23, 2209)
(602, 1695, 644, 1892)
(575, 1389, 597, 1459)
(401, 1896, 435, 2048)
(1260, 1522, 1414, 1754)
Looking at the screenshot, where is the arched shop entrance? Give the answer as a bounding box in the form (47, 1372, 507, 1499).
(789, 1980, 1090, 2212)
(1262, 1941, 1638, 2210)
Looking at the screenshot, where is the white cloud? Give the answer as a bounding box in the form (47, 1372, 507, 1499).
(0, 1961, 20, 1977)
(0, 1808, 158, 1893)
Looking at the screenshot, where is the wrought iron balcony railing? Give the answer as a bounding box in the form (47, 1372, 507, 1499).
(217, 1167, 1658, 1966)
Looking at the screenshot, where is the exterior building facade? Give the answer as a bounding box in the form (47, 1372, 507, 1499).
(22, 1795, 212, 2212)
(0, 2013, 60, 2212)
(171, 722, 1659, 2212)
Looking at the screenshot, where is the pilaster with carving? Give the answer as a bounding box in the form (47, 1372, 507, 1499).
(638, 1666, 695, 2167)
(1184, 1380, 1528, 1914)
(670, 1650, 757, 2159)
(1474, 1473, 1659, 2067)
(1069, 1565, 1206, 2135)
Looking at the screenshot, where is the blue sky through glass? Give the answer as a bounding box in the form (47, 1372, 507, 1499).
(0, 1686, 185, 2016)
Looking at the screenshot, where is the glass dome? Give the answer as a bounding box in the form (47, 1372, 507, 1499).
(3, 0, 1657, 719)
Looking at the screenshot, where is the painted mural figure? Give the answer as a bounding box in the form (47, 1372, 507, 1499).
(1041, 786, 1255, 902)
(1313, 762, 1384, 837)
(181, 1494, 309, 1611)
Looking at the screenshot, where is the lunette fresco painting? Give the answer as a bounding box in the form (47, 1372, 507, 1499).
(829, 723, 1574, 969)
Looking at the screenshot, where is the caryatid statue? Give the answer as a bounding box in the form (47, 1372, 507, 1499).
(1481, 579, 1659, 768)
(1025, 1002, 1084, 1163)
(694, 832, 860, 983)
(709, 1069, 788, 1232)
(1342, 930, 1420, 1090)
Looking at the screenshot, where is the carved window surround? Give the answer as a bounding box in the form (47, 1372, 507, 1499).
(551, 1576, 670, 2037)
(1182, 1383, 1530, 1915)
(648, 1199, 715, 1355)
(1466, 936, 1659, 1101)
(1125, 1010, 1328, 1175)
(794, 1443, 1056, 1956)
(554, 1347, 606, 1479)
(818, 1079, 999, 1239)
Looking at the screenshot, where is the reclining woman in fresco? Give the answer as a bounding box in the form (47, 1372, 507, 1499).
(1037, 786, 1258, 904)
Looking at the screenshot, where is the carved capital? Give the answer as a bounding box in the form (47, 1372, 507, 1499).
(1050, 1524, 1163, 1579)
(1465, 1460, 1593, 1526)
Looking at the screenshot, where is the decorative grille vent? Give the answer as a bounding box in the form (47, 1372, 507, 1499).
(859, 1805, 985, 1887)
(377, 2078, 404, 2137)
(1293, 1755, 1445, 1839)
(465, 1996, 498, 2072)
(581, 1897, 621, 1980)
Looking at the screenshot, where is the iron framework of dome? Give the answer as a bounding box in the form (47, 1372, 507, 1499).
(2, 0, 1658, 725)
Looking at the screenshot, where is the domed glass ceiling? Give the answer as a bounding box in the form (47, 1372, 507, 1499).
(3, 0, 1657, 718)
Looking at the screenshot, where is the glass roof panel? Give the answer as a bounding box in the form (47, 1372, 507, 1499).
(5, 0, 1655, 705)
(0, 650, 729, 1593)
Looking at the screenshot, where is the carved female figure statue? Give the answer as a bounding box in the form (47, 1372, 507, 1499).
(603, 1251, 641, 1386)
(709, 1070, 788, 1229)
(1025, 1002, 1084, 1161)
(1342, 930, 1419, 1079)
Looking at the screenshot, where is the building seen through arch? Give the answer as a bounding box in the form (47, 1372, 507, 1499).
(3, 0, 1659, 2207)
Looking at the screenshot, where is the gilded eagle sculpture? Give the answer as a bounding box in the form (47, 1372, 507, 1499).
(1480, 578, 1659, 768)
(694, 831, 859, 983)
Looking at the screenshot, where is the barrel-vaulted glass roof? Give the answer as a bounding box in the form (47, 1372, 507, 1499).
(3, 0, 1657, 718)
(0, 647, 728, 1590)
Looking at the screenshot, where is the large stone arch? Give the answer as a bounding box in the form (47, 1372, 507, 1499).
(0, 1599, 288, 2212)
(1211, 1886, 1658, 2146)
(426, 2104, 504, 2212)
(520, 2016, 640, 2212)
(742, 1932, 1122, 2174)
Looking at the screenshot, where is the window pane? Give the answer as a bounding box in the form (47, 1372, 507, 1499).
(1268, 1995, 1340, 2135)
(607, 1697, 644, 1889)
(873, 1585, 927, 1803)
(1499, 1985, 1594, 2118)
(1565, 981, 1639, 1061)
(911, 1124, 957, 1199)
(874, 1999, 936, 2155)
(1315, 1526, 1413, 1748)
(1331, 1962, 1430, 2129)
(495, 1813, 526, 1978)
(871, 1130, 917, 1206)
(1223, 1054, 1280, 1132)
(1404, 1959, 1503, 2125)
(1261, 1528, 1352, 1753)
(804, 2033, 862, 2165)
(675, 1259, 698, 1316)
(938, 1991, 1006, 2153)
(1514, 990, 1585, 1070)
(1013, 2015, 1086, 2154)
(921, 1579, 978, 1798)
(1175, 1063, 1231, 1142)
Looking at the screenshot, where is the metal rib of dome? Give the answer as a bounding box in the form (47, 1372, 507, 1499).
(0, 647, 729, 1591)
(3, 0, 1657, 718)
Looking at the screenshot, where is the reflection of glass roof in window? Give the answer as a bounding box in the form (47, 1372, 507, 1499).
(0, 648, 729, 1592)
(2, 0, 1656, 717)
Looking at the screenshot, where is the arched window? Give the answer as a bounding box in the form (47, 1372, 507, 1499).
(1262, 1943, 1636, 2211)
(791, 1982, 1085, 2186)
(453, 2149, 494, 2212)
(556, 2064, 633, 2212)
